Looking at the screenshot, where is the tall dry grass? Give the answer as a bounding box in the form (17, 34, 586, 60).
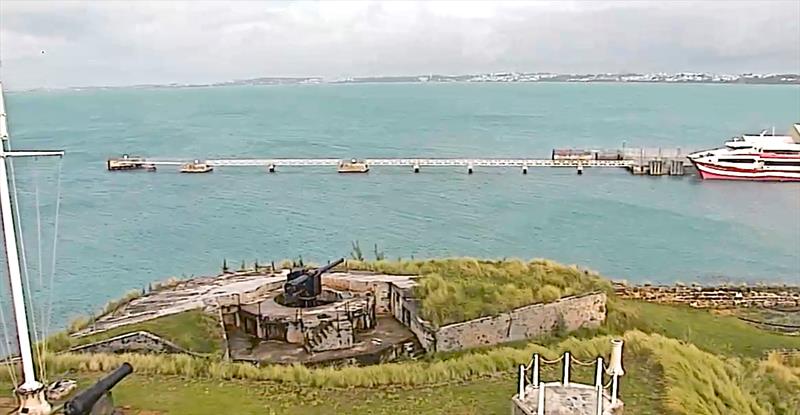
(746, 352, 800, 414)
(11, 332, 625, 388)
(342, 258, 610, 326)
(14, 330, 798, 415)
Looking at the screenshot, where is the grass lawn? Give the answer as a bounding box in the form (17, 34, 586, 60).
(59, 310, 223, 356)
(1, 352, 664, 415)
(7, 272, 800, 415)
(624, 301, 800, 358)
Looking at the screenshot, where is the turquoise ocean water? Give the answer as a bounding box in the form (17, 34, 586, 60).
(2, 82, 799, 329)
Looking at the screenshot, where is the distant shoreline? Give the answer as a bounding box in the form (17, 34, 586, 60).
(9, 72, 800, 92)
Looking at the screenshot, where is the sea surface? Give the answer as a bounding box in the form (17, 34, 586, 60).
(1, 82, 799, 332)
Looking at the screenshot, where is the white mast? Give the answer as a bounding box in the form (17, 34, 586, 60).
(0, 82, 63, 414)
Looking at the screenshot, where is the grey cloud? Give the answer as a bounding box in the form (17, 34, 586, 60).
(1, 1, 798, 89)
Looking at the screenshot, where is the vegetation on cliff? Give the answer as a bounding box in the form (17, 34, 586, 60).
(343, 258, 610, 326)
(16, 257, 799, 415)
(47, 310, 222, 355)
(6, 317, 799, 414)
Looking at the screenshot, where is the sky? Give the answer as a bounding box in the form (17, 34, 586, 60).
(1, 0, 799, 89)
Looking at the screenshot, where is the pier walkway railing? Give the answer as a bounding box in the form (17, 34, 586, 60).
(123, 157, 635, 168)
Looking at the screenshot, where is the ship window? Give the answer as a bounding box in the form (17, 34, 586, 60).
(718, 158, 755, 163)
(764, 161, 800, 166)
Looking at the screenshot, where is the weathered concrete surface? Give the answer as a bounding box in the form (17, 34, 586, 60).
(69, 331, 193, 355)
(389, 282, 436, 351)
(513, 384, 623, 415)
(78, 269, 414, 338)
(75, 270, 289, 337)
(229, 316, 416, 364)
(307, 320, 354, 352)
(435, 293, 606, 352)
(323, 272, 418, 313)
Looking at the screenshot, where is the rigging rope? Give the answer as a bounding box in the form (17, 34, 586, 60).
(32, 159, 48, 380)
(42, 157, 63, 381)
(0, 295, 19, 386)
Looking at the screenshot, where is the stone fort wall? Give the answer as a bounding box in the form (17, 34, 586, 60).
(433, 292, 606, 352)
(69, 331, 194, 355)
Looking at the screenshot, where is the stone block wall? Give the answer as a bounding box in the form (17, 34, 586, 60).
(614, 283, 800, 309)
(389, 284, 436, 350)
(306, 320, 354, 352)
(323, 274, 393, 313)
(69, 331, 191, 355)
(434, 292, 606, 352)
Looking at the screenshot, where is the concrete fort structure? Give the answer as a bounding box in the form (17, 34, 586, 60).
(72, 262, 608, 364)
(389, 282, 607, 353)
(218, 270, 423, 364)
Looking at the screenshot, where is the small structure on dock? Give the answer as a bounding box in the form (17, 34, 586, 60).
(512, 339, 625, 415)
(180, 160, 213, 173)
(338, 159, 369, 173)
(107, 154, 153, 171)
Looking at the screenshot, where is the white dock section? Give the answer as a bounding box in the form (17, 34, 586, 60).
(136, 158, 634, 168)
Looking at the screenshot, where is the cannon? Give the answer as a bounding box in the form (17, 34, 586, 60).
(284, 258, 344, 307)
(63, 363, 133, 415)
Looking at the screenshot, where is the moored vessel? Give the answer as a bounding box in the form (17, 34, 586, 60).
(338, 159, 369, 173)
(107, 154, 147, 171)
(180, 160, 214, 173)
(687, 124, 800, 181)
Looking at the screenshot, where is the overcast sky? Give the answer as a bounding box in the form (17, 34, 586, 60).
(1, 0, 798, 89)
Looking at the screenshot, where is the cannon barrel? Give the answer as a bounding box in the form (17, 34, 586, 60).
(310, 258, 344, 276)
(64, 363, 133, 415)
(286, 274, 309, 288)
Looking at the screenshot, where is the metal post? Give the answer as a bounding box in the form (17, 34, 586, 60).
(537, 383, 545, 415)
(563, 352, 571, 385)
(518, 365, 526, 400)
(607, 339, 625, 406)
(532, 353, 540, 386)
(611, 374, 619, 406)
(0, 83, 56, 392)
(0, 135, 38, 390)
(595, 357, 604, 415)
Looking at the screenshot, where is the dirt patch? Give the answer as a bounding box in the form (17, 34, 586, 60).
(0, 397, 17, 412)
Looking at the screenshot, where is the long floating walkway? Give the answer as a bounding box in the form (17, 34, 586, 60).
(136, 158, 633, 168)
(107, 147, 693, 176)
